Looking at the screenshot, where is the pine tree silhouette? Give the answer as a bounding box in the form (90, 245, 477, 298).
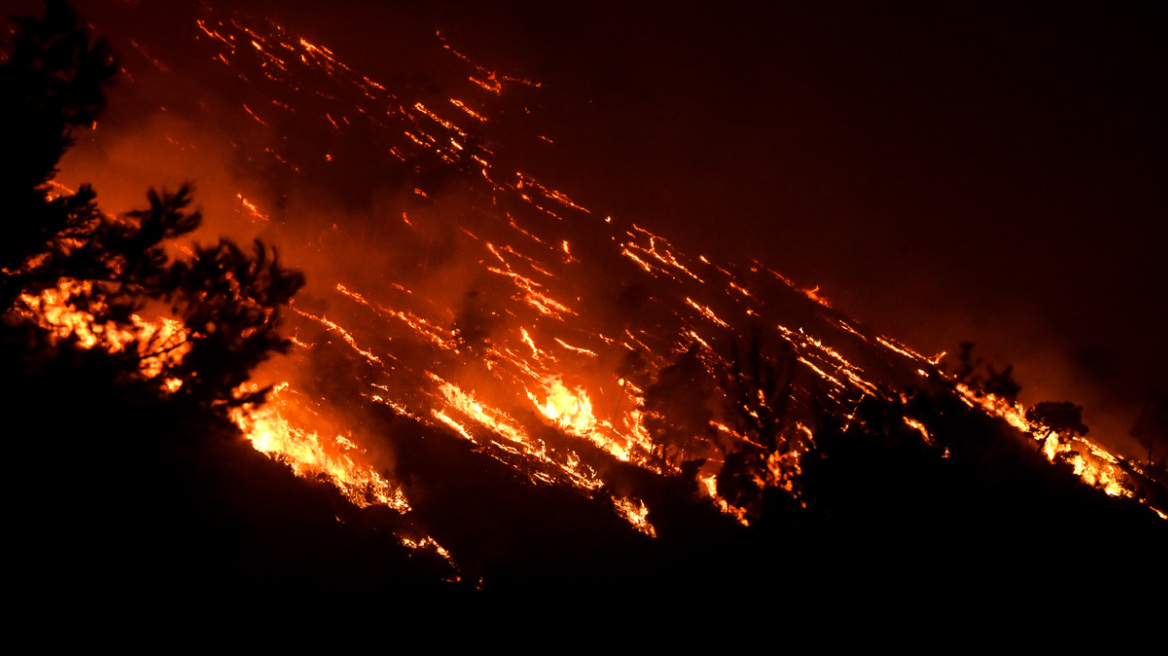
(1, 0, 303, 412)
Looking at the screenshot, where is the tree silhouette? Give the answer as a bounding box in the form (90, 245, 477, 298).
(1131, 393, 1168, 468)
(1, 0, 115, 306)
(1026, 401, 1088, 453)
(951, 341, 982, 384)
(725, 328, 796, 453)
(716, 329, 802, 510)
(1, 1, 302, 412)
(983, 363, 1022, 405)
(642, 346, 717, 464)
(946, 342, 1021, 403)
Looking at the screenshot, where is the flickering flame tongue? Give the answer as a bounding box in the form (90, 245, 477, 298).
(528, 376, 597, 438)
(229, 384, 410, 512)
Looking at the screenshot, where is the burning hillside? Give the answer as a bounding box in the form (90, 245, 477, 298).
(5, 1, 1166, 604)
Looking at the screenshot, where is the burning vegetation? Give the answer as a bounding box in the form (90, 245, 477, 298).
(5, 1, 1166, 607)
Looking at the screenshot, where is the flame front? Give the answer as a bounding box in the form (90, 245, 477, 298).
(956, 384, 1148, 503)
(229, 384, 411, 512)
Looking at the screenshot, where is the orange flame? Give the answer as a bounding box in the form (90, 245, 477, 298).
(956, 384, 1136, 499)
(230, 384, 411, 512)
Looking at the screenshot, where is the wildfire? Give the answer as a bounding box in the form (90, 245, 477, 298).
(20, 280, 418, 511)
(698, 473, 750, 526)
(236, 193, 270, 223)
(429, 373, 605, 490)
(522, 373, 660, 470)
(955, 384, 1139, 500)
(17, 275, 454, 547)
(22, 5, 1164, 600)
(17, 279, 190, 387)
(612, 497, 657, 537)
(229, 384, 411, 512)
(528, 376, 597, 438)
(292, 308, 384, 365)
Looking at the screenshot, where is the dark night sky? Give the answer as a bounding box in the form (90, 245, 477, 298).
(54, 0, 1167, 455)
